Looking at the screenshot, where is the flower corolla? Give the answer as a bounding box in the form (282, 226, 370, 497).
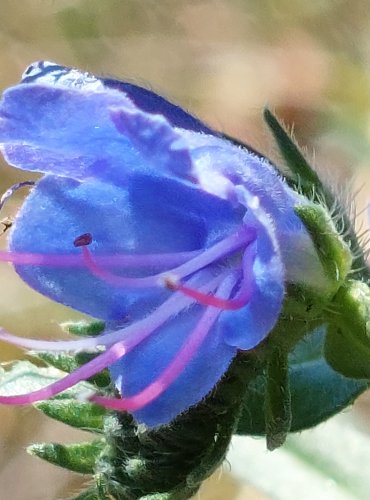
(0, 62, 322, 426)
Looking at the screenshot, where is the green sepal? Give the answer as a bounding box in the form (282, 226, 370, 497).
(61, 320, 105, 337)
(0, 360, 63, 394)
(265, 108, 369, 282)
(236, 327, 369, 435)
(325, 280, 370, 378)
(265, 347, 291, 450)
(0, 360, 96, 403)
(295, 203, 352, 292)
(27, 440, 104, 474)
(263, 108, 324, 197)
(33, 351, 111, 388)
(35, 399, 106, 432)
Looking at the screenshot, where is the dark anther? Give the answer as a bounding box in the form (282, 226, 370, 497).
(73, 233, 93, 247)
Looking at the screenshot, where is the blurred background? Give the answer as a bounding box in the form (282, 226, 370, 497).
(0, 1, 370, 498)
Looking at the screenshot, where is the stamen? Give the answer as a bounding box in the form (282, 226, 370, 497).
(0, 250, 84, 267)
(165, 242, 257, 311)
(0, 271, 223, 352)
(0, 248, 199, 269)
(166, 281, 246, 310)
(0, 181, 35, 212)
(0, 341, 127, 405)
(0, 272, 225, 405)
(75, 226, 256, 288)
(91, 274, 237, 412)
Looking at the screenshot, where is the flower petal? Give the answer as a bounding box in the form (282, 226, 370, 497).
(0, 85, 138, 181)
(109, 304, 237, 427)
(111, 107, 192, 177)
(10, 175, 164, 320)
(20, 61, 213, 134)
(219, 197, 285, 350)
(103, 78, 214, 134)
(10, 172, 242, 319)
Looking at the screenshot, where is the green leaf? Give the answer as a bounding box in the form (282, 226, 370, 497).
(325, 280, 370, 378)
(326, 325, 370, 379)
(34, 351, 111, 388)
(236, 327, 368, 435)
(263, 108, 324, 197)
(264, 108, 370, 283)
(265, 348, 291, 450)
(0, 361, 62, 394)
(0, 360, 95, 400)
(35, 399, 106, 432)
(27, 440, 104, 474)
(62, 320, 105, 337)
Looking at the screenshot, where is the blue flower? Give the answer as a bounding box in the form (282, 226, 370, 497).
(0, 62, 322, 427)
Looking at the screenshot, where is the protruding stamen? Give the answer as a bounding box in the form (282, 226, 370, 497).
(0, 250, 84, 267)
(0, 248, 199, 269)
(165, 242, 257, 311)
(0, 271, 223, 352)
(90, 275, 237, 412)
(165, 280, 247, 310)
(75, 226, 256, 289)
(0, 271, 225, 406)
(0, 340, 127, 405)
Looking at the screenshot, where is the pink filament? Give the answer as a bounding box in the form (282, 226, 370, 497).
(0, 249, 199, 268)
(0, 272, 222, 353)
(0, 227, 253, 282)
(0, 272, 225, 405)
(169, 283, 246, 310)
(0, 342, 124, 405)
(166, 241, 257, 311)
(91, 275, 237, 411)
(78, 227, 256, 288)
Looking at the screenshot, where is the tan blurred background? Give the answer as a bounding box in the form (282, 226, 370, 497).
(0, 1, 370, 498)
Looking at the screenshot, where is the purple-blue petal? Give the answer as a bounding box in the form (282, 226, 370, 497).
(0, 84, 135, 181)
(109, 305, 237, 427)
(20, 60, 214, 135)
(10, 173, 242, 320)
(103, 78, 214, 134)
(220, 252, 284, 350)
(110, 107, 193, 177)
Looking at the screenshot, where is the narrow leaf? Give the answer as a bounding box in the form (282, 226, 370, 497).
(34, 351, 111, 388)
(35, 399, 105, 432)
(27, 440, 104, 474)
(265, 348, 291, 450)
(236, 327, 368, 435)
(0, 361, 62, 394)
(263, 108, 323, 196)
(62, 320, 105, 337)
